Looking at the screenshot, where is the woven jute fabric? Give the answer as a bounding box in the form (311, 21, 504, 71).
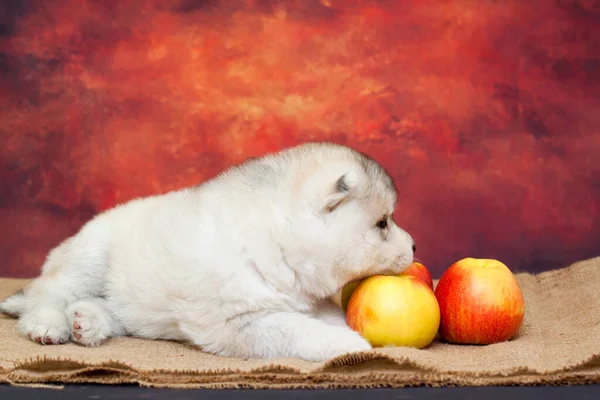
(1, 257, 599, 389)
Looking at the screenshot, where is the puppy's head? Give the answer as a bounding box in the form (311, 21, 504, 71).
(286, 144, 415, 295)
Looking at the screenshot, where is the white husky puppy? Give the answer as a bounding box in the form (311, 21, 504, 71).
(0, 142, 415, 361)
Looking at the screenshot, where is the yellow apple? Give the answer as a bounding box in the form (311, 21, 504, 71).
(341, 262, 434, 312)
(346, 275, 440, 348)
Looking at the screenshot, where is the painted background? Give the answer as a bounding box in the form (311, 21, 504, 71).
(0, 0, 598, 278)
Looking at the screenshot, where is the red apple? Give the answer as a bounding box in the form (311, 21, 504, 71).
(400, 261, 434, 290)
(434, 258, 525, 345)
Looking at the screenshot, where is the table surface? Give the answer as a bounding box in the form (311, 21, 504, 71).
(2, 384, 600, 399)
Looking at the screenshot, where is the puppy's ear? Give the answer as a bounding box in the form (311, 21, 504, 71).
(321, 172, 358, 213)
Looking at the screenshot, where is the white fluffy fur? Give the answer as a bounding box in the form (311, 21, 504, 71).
(0, 142, 415, 361)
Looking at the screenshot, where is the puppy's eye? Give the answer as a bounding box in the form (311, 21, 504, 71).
(376, 218, 388, 229)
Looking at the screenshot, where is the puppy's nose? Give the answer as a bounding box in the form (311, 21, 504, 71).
(412, 243, 416, 254)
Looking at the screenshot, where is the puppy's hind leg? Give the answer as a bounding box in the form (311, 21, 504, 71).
(15, 239, 75, 345)
(67, 298, 124, 347)
(16, 219, 111, 345)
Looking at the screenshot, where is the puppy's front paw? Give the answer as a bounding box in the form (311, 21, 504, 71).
(328, 331, 372, 357)
(309, 329, 372, 362)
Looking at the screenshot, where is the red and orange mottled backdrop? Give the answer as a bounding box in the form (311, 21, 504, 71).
(0, 0, 599, 278)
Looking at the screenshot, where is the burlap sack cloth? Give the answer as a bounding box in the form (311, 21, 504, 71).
(0, 257, 599, 389)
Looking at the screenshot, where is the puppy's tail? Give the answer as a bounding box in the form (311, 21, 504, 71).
(0, 290, 26, 317)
